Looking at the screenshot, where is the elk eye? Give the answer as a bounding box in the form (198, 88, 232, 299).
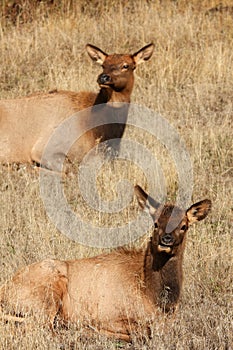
(154, 222, 158, 229)
(181, 224, 187, 231)
(122, 64, 129, 69)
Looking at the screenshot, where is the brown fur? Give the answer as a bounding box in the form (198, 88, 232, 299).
(0, 185, 211, 341)
(0, 44, 154, 170)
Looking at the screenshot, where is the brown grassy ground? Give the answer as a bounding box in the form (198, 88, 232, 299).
(0, 1, 232, 349)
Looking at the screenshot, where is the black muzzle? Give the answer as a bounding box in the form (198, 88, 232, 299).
(97, 73, 111, 85)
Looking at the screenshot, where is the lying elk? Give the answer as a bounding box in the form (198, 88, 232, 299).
(0, 185, 211, 341)
(0, 43, 154, 171)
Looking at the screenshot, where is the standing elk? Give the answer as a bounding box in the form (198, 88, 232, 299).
(0, 43, 154, 170)
(0, 185, 211, 341)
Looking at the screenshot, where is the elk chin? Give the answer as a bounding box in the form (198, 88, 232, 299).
(157, 245, 172, 254)
(99, 84, 112, 89)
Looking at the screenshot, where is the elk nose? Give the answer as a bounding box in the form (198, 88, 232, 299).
(161, 234, 174, 245)
(97, 74, 111, 85)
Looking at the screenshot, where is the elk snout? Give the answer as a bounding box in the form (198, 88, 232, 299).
(97, 73, 111, 85)
(160, 234, 174, 246)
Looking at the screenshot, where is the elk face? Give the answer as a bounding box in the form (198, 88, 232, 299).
(97, 54, 136, 91)
(135, 185, 211, 255)
(152, 205, 189, 255)
(86, 43, 154, 92)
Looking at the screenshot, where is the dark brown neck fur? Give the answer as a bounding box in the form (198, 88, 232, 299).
(89, 88, 130, 146)
(94, 88, 111, 105)
(94, 85, 133, 105)
(143, 240, 183, 312)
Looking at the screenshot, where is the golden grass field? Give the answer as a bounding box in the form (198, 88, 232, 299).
(0, 0, 232, 349)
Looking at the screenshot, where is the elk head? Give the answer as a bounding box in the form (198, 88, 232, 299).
(86, 43, 154, 93)
(135, 185, 212, 256)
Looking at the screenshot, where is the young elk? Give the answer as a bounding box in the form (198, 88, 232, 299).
(0, 44, 154, 171)
(0, 185, 211, 341)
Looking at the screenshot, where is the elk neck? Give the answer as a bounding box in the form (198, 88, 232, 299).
(94, 83, 134, 105)
(142, 239, 184, 311)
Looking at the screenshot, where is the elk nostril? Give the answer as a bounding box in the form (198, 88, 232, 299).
(161, 235, 174, 245)
(98, 74, 111, 85)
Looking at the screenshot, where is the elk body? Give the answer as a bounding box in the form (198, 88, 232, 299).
(0, 186, 211, 341)
(0, 44, 154, 170)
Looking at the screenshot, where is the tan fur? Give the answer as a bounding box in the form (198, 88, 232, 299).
(0, 185, 211, 341)
(0, 44, 154, 170)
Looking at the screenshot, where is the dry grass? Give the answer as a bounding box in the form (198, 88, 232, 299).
(0, 0, 232, 349)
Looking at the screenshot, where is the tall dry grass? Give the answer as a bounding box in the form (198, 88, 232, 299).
(0, 1, 232, 349)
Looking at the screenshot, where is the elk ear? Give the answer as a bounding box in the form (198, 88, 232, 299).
(133, 43, 154, 65)
(134, 185, 160, 216)
(86, 44, 108, 65)
(186, 199, 211, 224)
